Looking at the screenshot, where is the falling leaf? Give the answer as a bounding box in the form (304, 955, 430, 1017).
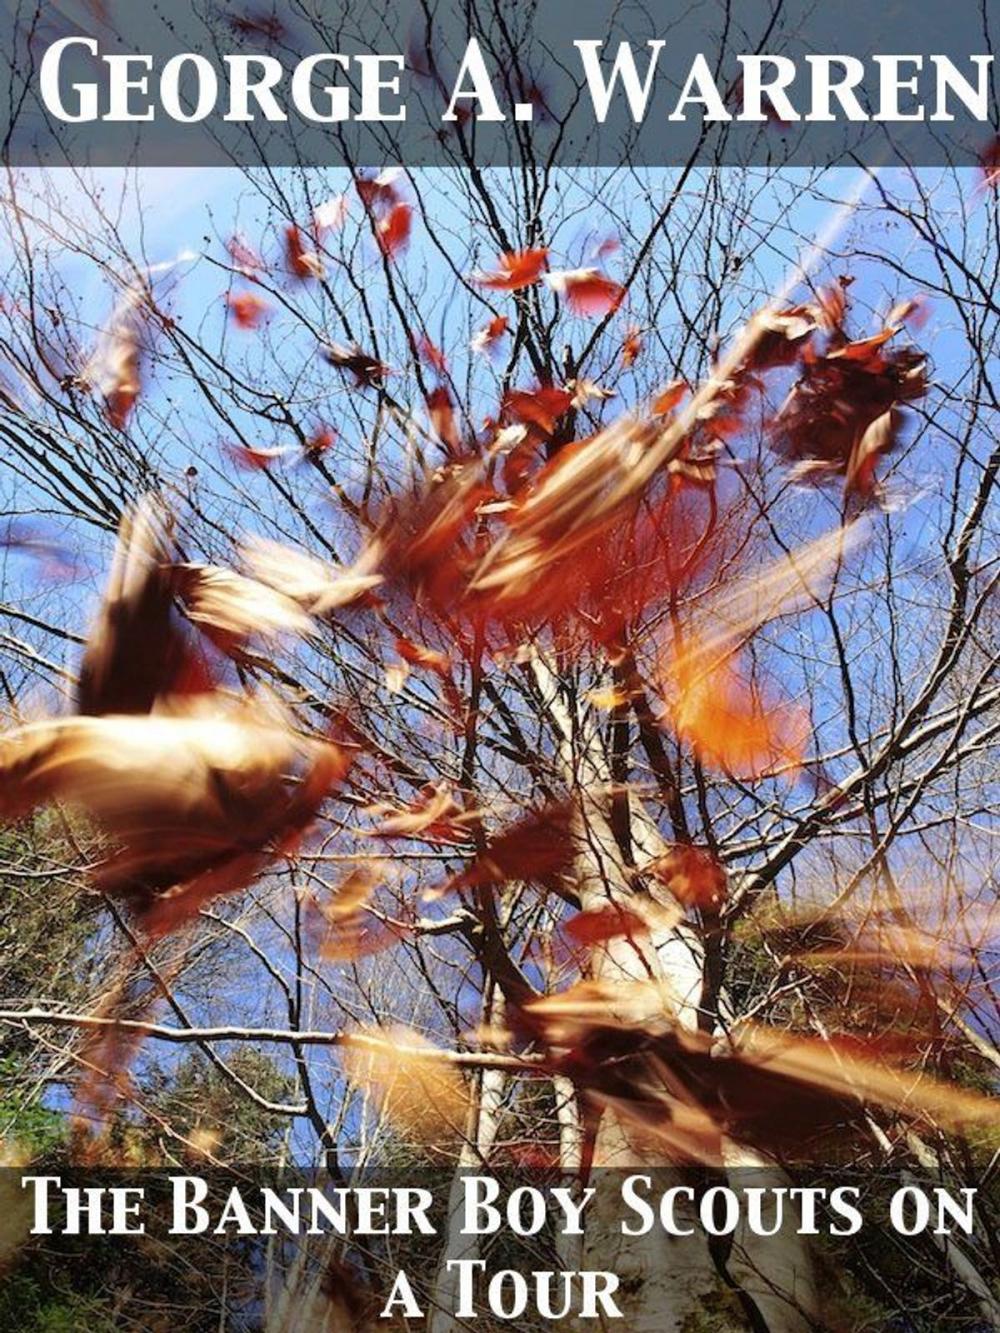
(304, 424, 337, 457)
(395, 635, 451, 675)
(646, 844, 727, 910)
(591, 234, 621, 262)
(356, 168, 404, 212)
(416, 334, 447, 374)
(886, 294, 931, 331)
(0, 707, 349, 934)
(427, 384, 460, 453)
(544, 267, 625, 317)
(770, 320, 927, 497)
(385, 662, 409, 693)
(663, 633, 808, 779)
(323, 341, 388, 388)
(241, 536, 384, 614)
(470, 314, 509, 357)
(565, 905, 649, 947)
(1, 521, 81, 582)
(978, 135, 1000, 191)
(376, 202, 412, 258)
(77, 498, 196, 716)
(286, 226, 325, 280)
(314, 193, 349, 232)
(225, 291, 269, 330)
(228, 10, 285, 41)
(584, 685, 629, 710)
(652, 380, 688, 416)
(173, 561, 312, 647)
(432, 802, 575, 897)
(342, 1025, 468, 1145)
(225, 234, 266, 275)
(502, 384, 573, 436)
(79, 286, 145, 429)
(371, 781, 475, 843)
(622, 326, 643, 368)
(568, 378, 616, 409)
(299, 864, 400, 963)
(222, 441, 294, 471)
(472, 247, 548, 291)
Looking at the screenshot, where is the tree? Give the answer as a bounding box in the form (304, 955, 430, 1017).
(1, 14, 999, 1328)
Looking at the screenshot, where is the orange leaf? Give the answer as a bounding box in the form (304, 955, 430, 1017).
(395, 635, 451, 676)
(342, 1025, 468, 1142)
(472, 247, 549, 291)
(664, 635, 808, 778)
(470, 314, 509, 357)
(225, 291, 269, 330)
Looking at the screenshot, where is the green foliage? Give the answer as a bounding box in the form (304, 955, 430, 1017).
(0, 1273, 118, 1333)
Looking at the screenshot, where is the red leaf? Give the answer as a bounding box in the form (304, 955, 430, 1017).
(472, 247, 548, 292)
(647, 845, 727, 910)
(395, 635, 451, 676)
(470, 314, 510, 358)
(286, 226, 324, 280)
(427, 385, 460, 453)
(222, 442, 291, 472)
(502, 385, 573, 436)
(225, 291, 269, 330)
(377, 202, 412, 259)
(622, 326, 643, 368)
(545, 268, 625, 317)
(226, 234, 266, 275)
(356, 168, 403, 213)
(417, 334, 448, 374)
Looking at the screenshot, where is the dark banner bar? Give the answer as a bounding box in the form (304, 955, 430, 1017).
(4, 1166, 992, 1330)
(0, 0, 997, 167)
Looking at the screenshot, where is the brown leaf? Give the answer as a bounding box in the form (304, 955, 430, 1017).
(77, 498, 197, 716)
(435, 802, 575, 896)
(0, 707, 349, 933)
(565, 905, 650, 946)
(323, 341, 388, 389)
(285, 226, 324, 280)
(173, 561, 312, 648)
(371, 781, 475, 843)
